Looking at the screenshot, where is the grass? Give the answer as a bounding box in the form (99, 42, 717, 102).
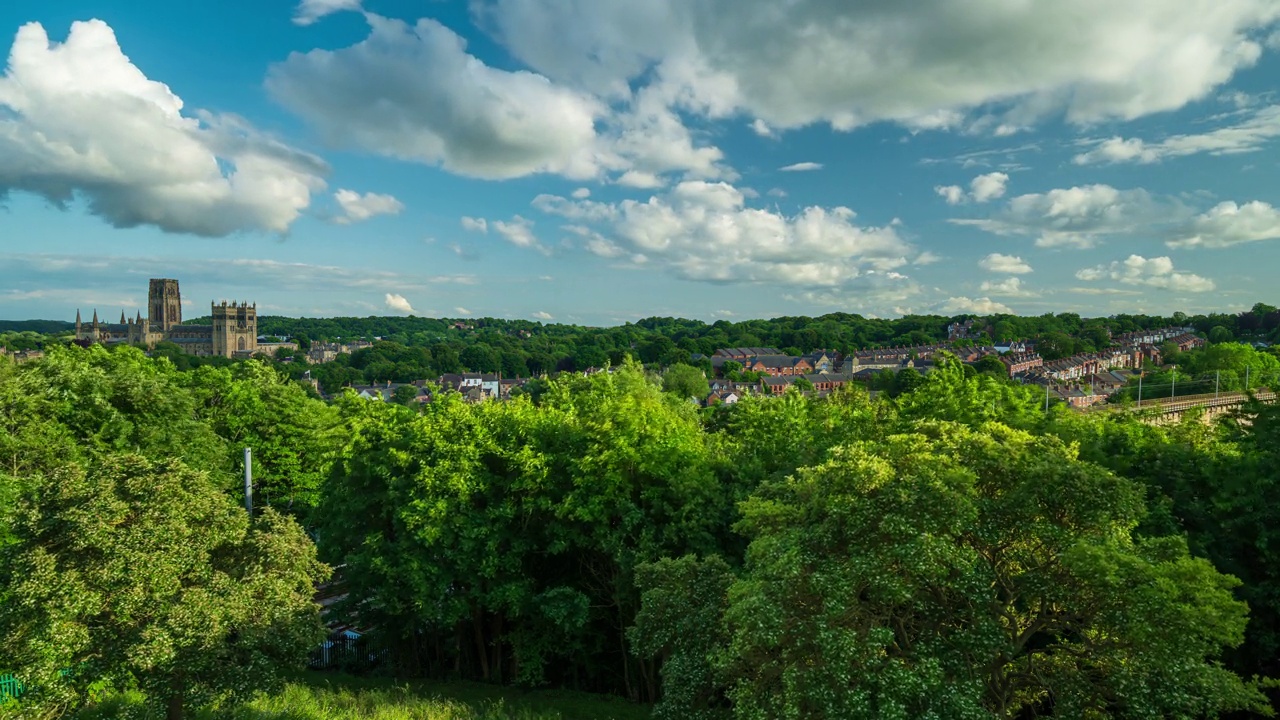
(76, 673, 651, 720)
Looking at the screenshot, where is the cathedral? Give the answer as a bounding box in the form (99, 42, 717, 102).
(75, 279, 259, 358)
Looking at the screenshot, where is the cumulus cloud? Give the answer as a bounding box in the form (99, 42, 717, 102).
(269, 13, 732, 186)
(461, 216, 488, 233)
(0, 20, 328, 237)
(293, 0, 362, 26)
(779, 162, 822, 172)
(1168, 200, 1280, 248)
(914, 251, 942, 265)
(454, 307, 473, 316)
(1075, 254, 1215, 292)
(935, 185, 966, 205)
(571, 187, 591, 199)
(267, 14, 603, 180)
(978, 277, 1036, 297)
(534, 180, 912, 288)
(979, 253, 1033, 274)
(969, 172, 1009, 202)
(953, 184, 1178, 248)
(384, 292, 416, 313)
(333, 189, 404, 224)
(492, 215, 545, 251)
(532, 311, 554, 320)
(936, 172, 1008, 205)
(1073, 105, 1280, 164)
(476, 0, 1280, 133)
(937, 296, 1014, 314)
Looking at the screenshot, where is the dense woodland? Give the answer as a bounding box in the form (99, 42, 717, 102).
(2, 338, 1280, 718)
(6, 303, 1279, 395)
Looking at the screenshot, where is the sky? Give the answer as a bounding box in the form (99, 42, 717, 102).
(2, 0, 1280, 326)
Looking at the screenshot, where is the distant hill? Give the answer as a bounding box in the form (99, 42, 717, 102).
(0, 320, 74, 333)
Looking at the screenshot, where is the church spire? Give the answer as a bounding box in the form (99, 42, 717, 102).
(92, 309, 98, 326)
(75, 309, 82, 329)
(120, 310, 126, 324)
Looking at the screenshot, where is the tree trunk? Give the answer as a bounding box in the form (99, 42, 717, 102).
(166, 678, 185, 720)
(472, 604, 491, 680)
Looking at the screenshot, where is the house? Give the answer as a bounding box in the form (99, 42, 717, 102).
(1171, 333, 1207, 352)
(948, 319, 980, 340)
(761, 376, 797, 395)
(742, 355, 814, 377)
(802, 350, 839, 373)
(438, 373, 502, 400)
(1002, 352, 1044, 376)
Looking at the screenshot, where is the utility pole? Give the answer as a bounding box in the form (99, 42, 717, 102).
(1215, 370, 1220, 403)
(243, 447, 253, 516)
(1171, 365, 1176, 400)
(1044, 383, 1050, 413)
(1137, 372, 1143, 409)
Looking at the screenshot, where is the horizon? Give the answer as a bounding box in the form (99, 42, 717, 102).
(2, 1, 1279, 323)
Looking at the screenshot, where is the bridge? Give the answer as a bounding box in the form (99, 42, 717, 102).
(1083, 388, 1276, 423)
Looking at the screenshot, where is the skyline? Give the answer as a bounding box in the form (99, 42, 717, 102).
(1, 1, 1279, 325)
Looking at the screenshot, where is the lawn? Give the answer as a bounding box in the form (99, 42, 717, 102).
(75, 673, 651, 720)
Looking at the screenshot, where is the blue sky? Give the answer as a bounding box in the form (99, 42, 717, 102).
(2, 0, 1279, 325)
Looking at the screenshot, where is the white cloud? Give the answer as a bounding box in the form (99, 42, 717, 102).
(914, 251, 942, 265)
(750, 119, 775, 137)
(779, 162, 822, 172)
(1073, 105, 1280, 164)
(293, 0, 362, 26)
(0, 20, 327, 237)
(936, 172, 1008, 204)
(969, 172, 1009, 202)
(333, 189, 404, 224)
(978, 277, 1036, 297)
(534, 180, 912, 288)
(531, 311, 554, 320)
(979, 253, 1033, 274)
(954, 184, 1178, 249)
(492, 215, 545, 251)
(766, 188, 788, 198)
(267, 14, 603, 180)
(1075, 254, 1215, 292)
(384, 292, 416, 314)
(269, 13, 732, 186)
(936, 185, 966, 205)
(1168, 200, 1280, 248)
(938, 296, 1014, 314)
(454, 307, 473, 316)
(477, 0, 1280, 132)
(616, 170, 665, 188)
(461, 216, 489, 233)
(571, 187, 591, 199)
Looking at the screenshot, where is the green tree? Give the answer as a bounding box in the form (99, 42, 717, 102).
(663, 363, 710, 400)
(713, 424, 1265, 720)
(792, 376, 814, 392)
(392, 383, 421, 405)
(0, 455, 328, 719)
(973, 354, 1007, 376)
(1210, 325, 1235, 344)
(186, 362, 342, 515)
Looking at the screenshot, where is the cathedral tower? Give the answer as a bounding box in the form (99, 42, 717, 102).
(148, 279, 182, 332)
(211, 301, 258, 358)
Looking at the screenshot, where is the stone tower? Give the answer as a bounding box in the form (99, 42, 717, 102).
(211, 301, 258, 358)
(148, 279, 182, 332)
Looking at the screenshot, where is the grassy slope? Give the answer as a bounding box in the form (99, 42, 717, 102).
(78, 673, 651, 720)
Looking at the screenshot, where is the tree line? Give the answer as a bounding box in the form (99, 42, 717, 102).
(2, 343, 1280, 718)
